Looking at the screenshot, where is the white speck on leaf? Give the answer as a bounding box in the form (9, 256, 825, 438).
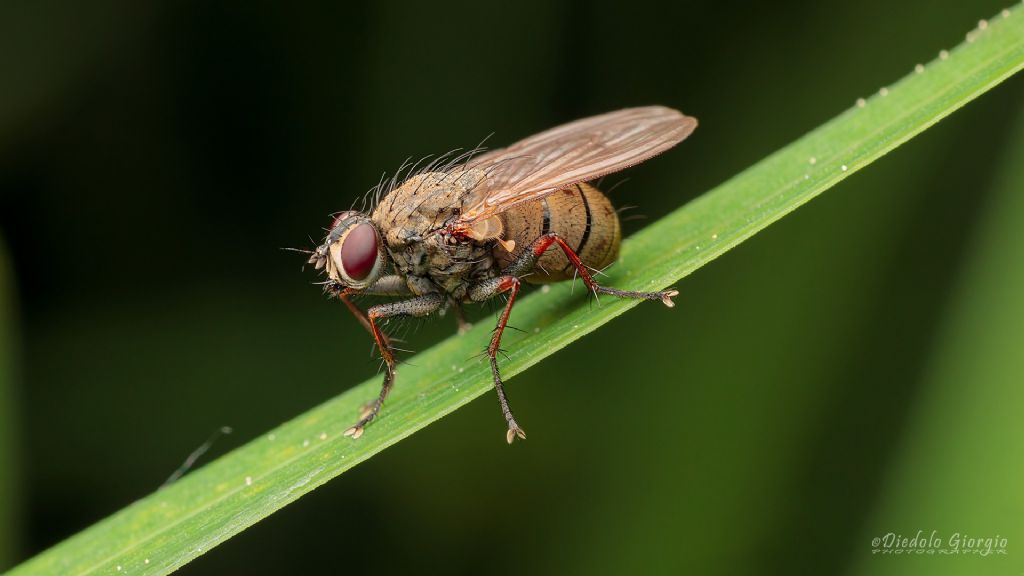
(978, 19, 988, 30)
(856, 98, 866, 108)
(878, 87, 889, 97)
(319, 432, 327, 440)
(302, 440, 309, 448)
(267, 434, 275, 441)
(915, 63, 924, 74)
(245, 476, 252, 486)
(808, 156, 816, 165)
(841, 165, 848, 172)
(541, 285, 551, 293)
(940, 49, 949, 60)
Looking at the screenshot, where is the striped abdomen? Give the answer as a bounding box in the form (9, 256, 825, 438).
(494, 183, 621, 283)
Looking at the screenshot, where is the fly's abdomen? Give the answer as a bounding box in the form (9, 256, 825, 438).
(495, 183, 620, 283)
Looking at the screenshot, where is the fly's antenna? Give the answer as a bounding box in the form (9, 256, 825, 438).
(160, 426, 233, 489)
(281, 244, 320, 270)
(281, 246, 316, 255)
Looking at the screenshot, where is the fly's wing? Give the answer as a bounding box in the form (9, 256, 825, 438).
(457, 106, 697, 223)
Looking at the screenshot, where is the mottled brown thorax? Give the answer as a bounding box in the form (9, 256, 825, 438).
(370, 170, 496, 299)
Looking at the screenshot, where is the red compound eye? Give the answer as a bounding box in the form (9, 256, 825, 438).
(341, 223, 378, 281)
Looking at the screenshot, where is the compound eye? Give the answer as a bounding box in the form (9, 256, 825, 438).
(340, 223, 379, 281)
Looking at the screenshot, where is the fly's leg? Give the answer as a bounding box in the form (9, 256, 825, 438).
(338, 290, 394, 415)
(334, 275, 411, 349)
(343, 293, 444, 439)
(337, 290, 384, 346)
(515, 233, 678, 306)
(468, 276, 526, 444)
(466, 232, 678, 444)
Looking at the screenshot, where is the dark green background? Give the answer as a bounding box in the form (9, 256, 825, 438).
(2, 1, 1022, 574)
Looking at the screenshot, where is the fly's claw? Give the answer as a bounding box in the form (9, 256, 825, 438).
(505, 422, 527, 444)
(347, 399, 382, 440)
(660, 288, 679, 308)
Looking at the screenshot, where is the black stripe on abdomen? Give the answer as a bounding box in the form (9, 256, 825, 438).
(541, 198, 552, 235)
(575, 184, 593, 255)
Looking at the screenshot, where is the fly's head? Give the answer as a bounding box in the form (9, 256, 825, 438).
(309, 211, 389, 290)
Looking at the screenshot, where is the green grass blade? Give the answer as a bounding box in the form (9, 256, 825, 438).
(9, 7, 1024, 575)
(852, 69, 1024, 576)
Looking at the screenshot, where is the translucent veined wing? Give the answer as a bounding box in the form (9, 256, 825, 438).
(457, 106, 697, 224)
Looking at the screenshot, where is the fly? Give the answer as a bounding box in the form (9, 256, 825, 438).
(307, 106, 698, 443)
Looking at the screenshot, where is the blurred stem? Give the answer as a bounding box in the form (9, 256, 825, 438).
(853, 87, 1024, 575)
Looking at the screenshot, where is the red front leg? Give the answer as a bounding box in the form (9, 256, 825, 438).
(342, 293, 444, 439)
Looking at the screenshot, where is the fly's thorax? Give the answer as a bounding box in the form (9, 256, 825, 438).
(495, 182, 620, 283)
(370, 168, 488, 249)
(369, 168, 496, 297)
(381, 227, 497, 299)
